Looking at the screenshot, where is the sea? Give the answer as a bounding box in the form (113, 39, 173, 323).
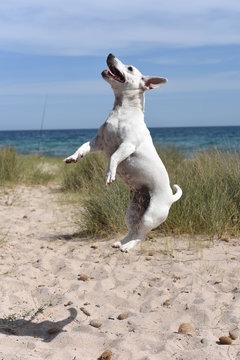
(0, 126, 239, 157)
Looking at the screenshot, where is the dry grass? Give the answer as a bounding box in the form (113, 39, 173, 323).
(0, 147, 59, 185)
(61, 153, 130, 236)
(1, 146, 239, 238)
(0, 147, 20, 183)
(61, 147, 240, 237)
(161, 148, 240, 236)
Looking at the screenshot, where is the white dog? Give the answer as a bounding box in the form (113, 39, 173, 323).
(64, 54, 182, 252)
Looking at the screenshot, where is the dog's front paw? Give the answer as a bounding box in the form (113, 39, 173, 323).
(63, 154, 79, 163)
(104, 171, 116, 185)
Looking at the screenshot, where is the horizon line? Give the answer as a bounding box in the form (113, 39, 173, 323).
(1, 124, 240, 132)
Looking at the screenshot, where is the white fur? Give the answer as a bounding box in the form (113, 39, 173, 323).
(64, 54, 182, 252)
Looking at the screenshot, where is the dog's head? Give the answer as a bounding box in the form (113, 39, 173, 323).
(102, 54, 167, 93)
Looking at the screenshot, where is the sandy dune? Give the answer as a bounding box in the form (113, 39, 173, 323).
(0, 185, 240, 360)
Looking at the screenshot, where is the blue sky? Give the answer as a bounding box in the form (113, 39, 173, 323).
(0, 0, 240, 130)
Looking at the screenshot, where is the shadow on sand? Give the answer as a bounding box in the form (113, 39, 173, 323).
(0, 307, 77, 343)
(41, 231, 89, 242)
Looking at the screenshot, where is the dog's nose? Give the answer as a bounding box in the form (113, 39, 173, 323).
(107, 53, 115, 61)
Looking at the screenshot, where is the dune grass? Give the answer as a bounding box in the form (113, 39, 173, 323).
(61, 147, 240, 238)
(1, 146, 239, 238)
(20, 154, 59, 185)
(61, 153, 131, 236)
(61, 152, 107, 192)
(0, 147, 59, 186)
(0, 147, 20, 184)
(159, 147, 240, 236)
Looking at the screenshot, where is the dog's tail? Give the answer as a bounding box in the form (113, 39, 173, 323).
(172, 184, 183, 203)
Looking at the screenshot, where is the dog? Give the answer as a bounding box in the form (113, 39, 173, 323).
(64, 54, 182, 252)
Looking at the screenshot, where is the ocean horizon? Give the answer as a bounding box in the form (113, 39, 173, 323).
(0, 125, 239, 157)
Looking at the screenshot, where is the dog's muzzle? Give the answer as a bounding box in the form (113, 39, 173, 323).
(102, 54, 125, 83)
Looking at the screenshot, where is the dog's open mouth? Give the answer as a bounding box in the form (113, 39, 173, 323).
(103, 63, 125, 83)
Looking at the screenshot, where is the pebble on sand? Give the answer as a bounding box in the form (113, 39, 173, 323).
(91, 244, 98, 249)
(221, 237, 230, 243)
(145, 256, 152, 261)
(78, 274, 89, 281)
(178, 323, 196, 336)
(89, 320, 102, 328)
(219, 336, 232, 345)
(64, 301, 73, 307)
(80, 307, 91, 316)
(117, 313, 129, 320)
(163, 299, 171, 307)
(98, 349, 112, 360)
(229, 330, 238, 340)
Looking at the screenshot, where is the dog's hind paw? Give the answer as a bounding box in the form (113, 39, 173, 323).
(120, 239, 141, 252)
(112, 241, 121, 248)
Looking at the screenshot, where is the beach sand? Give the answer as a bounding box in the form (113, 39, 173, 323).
(0, 185, 239, 360)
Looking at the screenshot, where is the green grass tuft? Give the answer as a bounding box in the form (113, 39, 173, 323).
(0, 148, 59, 186)
(82, 178, 130, 237)
(1, 146, 239, 238)
(161, 148, 240, 236)
(61, 153, 107, 192)
(61, 147, 240, 237)
(61, 153, 130, 236)
(0, 147, 20, 184)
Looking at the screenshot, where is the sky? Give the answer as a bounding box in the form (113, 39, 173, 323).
(0, 0, 240, 130)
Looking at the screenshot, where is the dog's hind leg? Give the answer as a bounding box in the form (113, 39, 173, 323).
(112, 187, 150, 250)
(119, 190, 169, 252)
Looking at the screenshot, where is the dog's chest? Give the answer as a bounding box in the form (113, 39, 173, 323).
(102, 123, 121, 156)
(102, 115, 131, 156)
(102, 108, 145, 153)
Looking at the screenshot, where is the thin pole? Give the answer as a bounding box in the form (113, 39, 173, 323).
(38, 95, 48, 152)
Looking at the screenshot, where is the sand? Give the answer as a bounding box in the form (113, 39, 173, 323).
(0, 184, 240, 360)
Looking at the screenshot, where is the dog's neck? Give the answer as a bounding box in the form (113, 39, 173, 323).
(112, 90, 145, 113)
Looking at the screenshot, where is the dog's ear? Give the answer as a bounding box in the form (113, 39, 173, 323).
(143, 76, 168, 90)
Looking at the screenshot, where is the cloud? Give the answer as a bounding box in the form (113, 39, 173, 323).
(0, 0, 240, 55)
(0, 79, 107, 96)
(142, 56, 222, 66)
(163, 71, 240, 93)
(1, 71, 240, 96)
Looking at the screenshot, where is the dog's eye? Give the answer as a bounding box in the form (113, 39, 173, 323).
(128, 66, 133, 72)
